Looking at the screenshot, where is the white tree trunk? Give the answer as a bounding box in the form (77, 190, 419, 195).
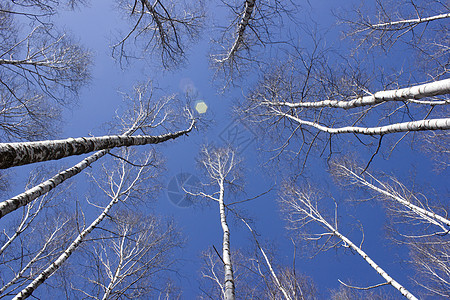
(369, 13, 450, 29)
(331, 226, 418, 300)
(0, 116, 158, 218)
(0, 120, 194, 169)
(337, 165, 450, 229)
(285, 189, 418, 299)
(13, 193, 119, 300)
(278, 111, 450, 135)
(269, 78, 450, 109)
(218, 181, 235, 300)
(218, 0, 255, 62)
(241, 218, 292, 300)
(12, 149, 149, 299)
(0, 150, 107, 218)
(0, 220, 68, 296)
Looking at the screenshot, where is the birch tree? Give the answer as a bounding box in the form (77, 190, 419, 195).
(0, 210, 75, 298)
(339, 0, 449, 79)
(186, 146, 240, 300)
(12, 148, 162, 299)
(212, 0, 296, 83)
(242, 45, 449, 168)
(0, 2, 91, 141)
(71, 210, 182, 299)
(0, 83, 193, 218)
(238, 0, 449, 170)
(331, 159, 450, 233)
(0, 117, 193, 170)
(281, 183, 418, 299)
(197, 195, 317, 300)
(331, 159, 450, 297)
(113, 0, 205, 68)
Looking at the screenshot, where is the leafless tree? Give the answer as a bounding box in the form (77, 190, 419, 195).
(331, 159, 450, 234)
(330, 284, 393, 300)
(0, 209, 75, 298)
(191, 146, 316, 300)
(0, 109, 194, 170)
(280, 183, 418, 299)
(71, 210, 182, 299)
(0, 82, 194, 219)
(186, 146, 242, 300)
(113, 0, 205, 69)
(243, 48, 449, 158)
(0, 2, 91, 141)
(211, 0, 297, 84)
(12, 147, 162, 299)
(339, 0, 449, 79)
(239, 3, 449, 171)
(330, 158, 450, 297)
(198, 226, 317, 300)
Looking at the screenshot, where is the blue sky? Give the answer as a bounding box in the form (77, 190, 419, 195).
(3, 0, 448, 298)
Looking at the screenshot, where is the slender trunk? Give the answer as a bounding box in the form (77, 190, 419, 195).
(330, 226, 418, 300)
(241, 218, 292, 300)
(269, 78, 450, 109)
(0, 120, 194, 169)
(341, 165, 450, 229)
(218, 180, 235, 300)
(0, 118, 160, 218)
(219, 0, 255, 62)
(370, 13, 450, 29)
(278, 111, 450, 135)
(290, 192, 417, 299)
(0, 222, 66, 295)
(0, 150, 107, 218)
(13, 194, 120, 300)
(101, 236, 125, 300)
(13, 148, 147, 299)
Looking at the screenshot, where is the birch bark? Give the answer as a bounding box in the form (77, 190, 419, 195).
(13, 192, 119, 300)
(335, 164, 450, 229)
(278, 111, 450, 135)
(218, 0, 255, 63)
(0, 119, 194, 169)
(331, 227, 418, 300)
(366, 13, 450, 30)
(283, 187, 418, 299)
(12, 150, 151, 299)
(187, 146, 238, 299)
(267, 78, 450, 109)
(0, 110, 191, 217)
(0, 150, 107, 218)
(218, 181, 235, 300)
